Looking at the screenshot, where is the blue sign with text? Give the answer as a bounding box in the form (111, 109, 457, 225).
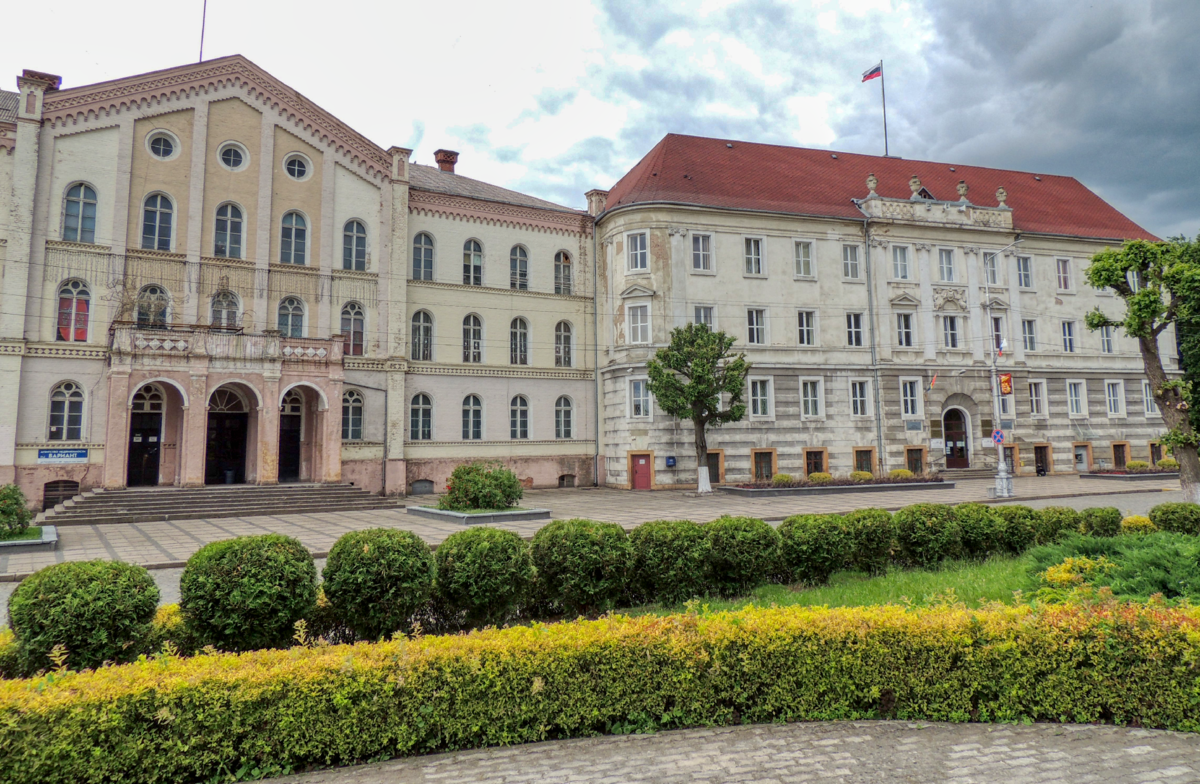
(38, 449, 88, 464)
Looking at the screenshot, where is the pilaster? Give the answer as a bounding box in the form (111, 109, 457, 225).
(916, 244, 936, 361)
(253, 117, 275, 332)
(183, 101, 210, 325)
(963, 246, 985, 362)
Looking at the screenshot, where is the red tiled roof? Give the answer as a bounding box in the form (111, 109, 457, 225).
(605, 134, 1157, 242)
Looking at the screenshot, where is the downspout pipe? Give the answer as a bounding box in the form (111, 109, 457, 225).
(593, 221, 600, 488)
(863, 217, 887, 473)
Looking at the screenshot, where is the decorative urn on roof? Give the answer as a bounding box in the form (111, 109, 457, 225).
(866, 173, 879, 196)
(909, 175, 922, 197)
(996, 187, 1009, 207)
(956, 180, 969, 201)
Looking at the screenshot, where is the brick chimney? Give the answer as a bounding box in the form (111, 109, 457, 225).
(434, 149, 459, 173)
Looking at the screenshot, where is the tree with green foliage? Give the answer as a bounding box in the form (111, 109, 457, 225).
(1085, 236, 1200, 501)
(646, 323, 750, 493)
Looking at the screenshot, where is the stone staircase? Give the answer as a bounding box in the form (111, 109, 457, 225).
(36, 484, 405, 527)
(939, 467, 1001, 481)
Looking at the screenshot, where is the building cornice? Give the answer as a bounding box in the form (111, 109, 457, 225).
(406, 362, 593, 380)
(410, 189, 593, 238)
(407, 278, 592, 303)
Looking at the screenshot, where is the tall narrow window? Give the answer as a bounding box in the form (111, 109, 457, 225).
(48, 381, 84, 441)
(747, 309, 766, 344)
(211, 290, 239, 329)
(1023, 319, 1037, 351)
(1106, 381, 1124, 416)
(341, 389, 364, 440)
(628, 233, 647, 270)
(1062, 321, 1076, 352)
(215, 204, 242, 258)
(1056, 258, 1072, 290)
(280, 212, 307, 264)
(943, 316, 959, 348)
(798, 311, 815, 345)
(141, 194, 173, 251)
(510, 395, 529, 439)
(1068, 381, 1086, 416)
(410, 393, 432, 440)
(463, 315, 482, 363)
(843, 245, 860, 278)
(462, 395, 483, 440)
(892, 245, 910, 280)
(938, 249, 955, 282)
(1016, 256, 1032, 288)
(1029, 382, 1045, 416)
(463, 240, 482, 285)
(412, 233, 434, 280)
(411, 311, 433, 361)
(277, 297, 304, 337)
(902, 380, 920, 417)
(1100, 325, 1115, 354)
(692, 235, 712, 271)
(744, 238, 763, 275)
(846, 312, 863, 347)
(630, 379, 650, 417)
(751, 379, 771, 416)
(341, 302, 365, 356)
(850, 380, 868, 416)
(136, 285, 169, 328)
(510, 246, 528, 290)
(63, 184, 97, 243)
(1144, 380, 1160, 415)
(555, 251, 573, 294)
(800, 380, 821, 417)
(693, 306, 714, 327)
(343, 220, 367, 271)
(795, 240, 813, 277)
(56, 280, 90, 342)
(992, 316, 1004, 351)
(896, 313, 913, 347)
(984, 252, 999, 285)
(555, 396, 573, 439)
(628, 304, 649, 344)
(510, 317, 529, 365)
(555, 321, 572, 367)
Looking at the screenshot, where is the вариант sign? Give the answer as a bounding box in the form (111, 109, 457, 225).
(37, 448, 88, 464)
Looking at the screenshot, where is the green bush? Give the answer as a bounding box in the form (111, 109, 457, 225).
(841, 508, 894, 575)
(889, 468, 914, 479)
(1158, 458, 1179, 470)
(1149, 502, 1200, 535)
(323, 529, 436, 639)
(1080, 507, 1122, 538)
(530, 519, 632, 614)
(0, 484, 32, 536)
(771, 473, 793, 486)
(628, 519, 710, 605)
(703, 516, 782, 596)
(180, 534, 317, 651)
(992, 505, 1038, 554)
(1027, 533, 1200, 601)
(892, 503, 961, 567)
(849, 470, 874, 482)
(778, 514, 849, 585)
(807, 472, 833, 484)
(1035, 506, 1082, 544)
(953, 503, 1002, 559)
(1121, 515, 1156, 535)
(7, 560, 158, 673)
(1125, 460, 1150, 472)
(434, 527, 532, 628)
(438, 461, 523, 511)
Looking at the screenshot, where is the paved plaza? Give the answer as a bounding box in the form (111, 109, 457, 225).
(264, 720, 1200, 783)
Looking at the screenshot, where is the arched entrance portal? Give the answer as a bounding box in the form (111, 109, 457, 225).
(206, 387, 249, 484)
(943, 408, 970, 468)
(127, 384, 164, 486)
(279, 389, 304, 482)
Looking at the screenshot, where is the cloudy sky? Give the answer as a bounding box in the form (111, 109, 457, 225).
(4, 0, 1196, 238)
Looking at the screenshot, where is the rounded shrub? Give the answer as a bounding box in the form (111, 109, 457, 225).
(8, 560, 158, 672)
(323, 528, 435, 639)
(628, 519, 709, 605)
(530, 518, 632, 614)
(992, 505, 1038, 554)
(807, 472, 833, 484)
(0, 484, 32, 536)
(849, 470, 874, 482)
(434, 527, 532, 628)
(1080, 507, 1122, 538)
(438, 460, 523, 511)
(892, 503, 961, 567)
(841, 508, 893, 575)
(1125, 460, 1150, 472)
(889, 468, 914, 479)
(1158, 458, 1179, 470)
(1149, 502, 1200, 535)
(1120, 515, 1157, 535)
(703, 516, 781, 596)
(771, 473, 793, 486)
(1035, 506, 1082, 544)
(180, 534, 317, 651)
(778, 514, 848, 584)
(953, 503, 1002, 559)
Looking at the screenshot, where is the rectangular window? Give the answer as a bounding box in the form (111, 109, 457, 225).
(1029, 382, 1046, 416)
(1000, 394, 1013, 416)
(850, 380, 868, 416)
(630, 379, 650, 418)
(795, 241, 813, 277)
(896, 313, 914, 347)
(938, 249, 955, 282)
(992, 316, 1004, 352)
(751, 379, 771, 417)
(842, 245, 860, 279)
(800, 379, 822, 417)
(694, 305, 714, 327)
(628, 304, 649, 344)
(744, 238, 763, 275)
(747, 309, 766, 344)
(1017, 256, 1032, 288)
(1106, 381, 1125, 416)
(692, 234, 711, 271)
(1022, 319, 1037, 351)
(797, 311, 816, 346)
(1068, 381, 1086, 416)
(846, 313, 863, 347)
(805, 449, 825, 476)
(1062, 321, 1076, 352)
(1100, 325, 1114, 354)
(984, 252, 999, 285)
(1144, 380, 1160, 415)
(943, 316, 959, 349)
(1056, 258, 1071, 290)
(892, 246, 910, 280)
(628, 233, 647, 270)
(854, 449, 874, 473)
(901, 380, 920, 417)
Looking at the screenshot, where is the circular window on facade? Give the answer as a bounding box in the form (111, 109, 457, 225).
(284, 153, 310, 180)
(218, 142, 248, 171)
(146, 131, 179, 161)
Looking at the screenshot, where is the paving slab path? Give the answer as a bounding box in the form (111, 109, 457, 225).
(263, 721, 1200, 784)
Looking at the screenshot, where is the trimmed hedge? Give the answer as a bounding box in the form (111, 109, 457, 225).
(323, 529, 436, 639)
(438, 461, 523, 511)
(628, 519, 709, 605)
(1, 602, 1198, 784)
(892, 503, 961, 566)
(1081, 507, 1122, 538)
(841, 508, 894, 575)
(434, 527, 533, 628)
(954, 503, 1002, 560)
(1150, 502, 1200, 536)
(703, 516, 781, 596)
(530, 519, 632, 614)
(1035, 506, 1082, 544)
(778, 514, 848, 585)
(992, 506, 1038, 555)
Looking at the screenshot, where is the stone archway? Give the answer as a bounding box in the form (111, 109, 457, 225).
(943, 407, 971, 468)
(205, 385, 253, 484)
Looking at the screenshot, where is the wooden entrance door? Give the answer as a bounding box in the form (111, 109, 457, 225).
(705, 452, 721, 485)
(1113, 443, 1128, 470)
(279, 414, 301, 482)
(943, 409, 969, 469)
(631, 454, 651, 490)
(126, 412, 162, 486)
(206, 413, 248, 484)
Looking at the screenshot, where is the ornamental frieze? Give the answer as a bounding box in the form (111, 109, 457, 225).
(933, 287, 968, 312)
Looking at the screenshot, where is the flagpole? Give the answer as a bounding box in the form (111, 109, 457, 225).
(880, 60, 888, 157)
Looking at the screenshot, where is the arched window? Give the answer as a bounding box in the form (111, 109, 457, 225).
(135, 285, 169, 328)
(555, 321, 572, 367)
(63, 184, 97, 244)
(462, 394, 483, 440)
(342, 389, 364, 440)
(411, 311, 433, 361)
(510, 395, 529, 439)
(341, 302, 365, 356)
(209, 388, 247, 412)
(555, 251, 572, 295)
(343, 220, 367, 271)
(413, 233, 434, 281)
(56, 280, 89, 342)
(555, 396, 573, 439)
(215, 203, 243, 259)
(510, 246, 528, 290)
(48, 381, 84, 441)
(281, 389, 303, 415)
(463, 315, 482, 363)
(510, 317, 529, 365)
(141, 193, 173, 250)
(280, 212, 307, 264)
(463, 240, 482, 286)
(277, 297, 305, 337)
(132, 384, 165, 412)
(211, 290, 239, 329)
(410, 393, 433, 440)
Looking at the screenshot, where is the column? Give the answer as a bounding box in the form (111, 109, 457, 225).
(385, 362, 407, 495)
(104, 371, 132, 488)
(253, 118, 275, 332)
(179, 373, 208, 486)
(182, 102, 209, 325)
(258, 373, 281, 485)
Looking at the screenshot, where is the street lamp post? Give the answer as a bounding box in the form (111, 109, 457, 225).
(982, 239, 1023, 499)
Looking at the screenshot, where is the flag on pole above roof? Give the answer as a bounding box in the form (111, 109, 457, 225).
(862, 63, 883, 82)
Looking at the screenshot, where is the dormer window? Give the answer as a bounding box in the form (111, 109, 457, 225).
(915, 186, 935, 200)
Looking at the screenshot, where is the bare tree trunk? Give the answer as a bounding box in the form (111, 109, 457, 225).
(694, 418, 711, 494)
(1141, 335, 1200, 502)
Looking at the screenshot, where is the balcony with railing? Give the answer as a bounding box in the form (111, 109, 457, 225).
(109, 322, 343, 365)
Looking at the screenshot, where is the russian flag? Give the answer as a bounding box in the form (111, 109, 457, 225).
(862, 63, 882, 82)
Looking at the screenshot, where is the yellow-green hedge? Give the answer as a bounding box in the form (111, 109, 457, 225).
(2, 602, 1200, 783)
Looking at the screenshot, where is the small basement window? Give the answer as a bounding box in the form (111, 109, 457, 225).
(558, 474, 576, 488)
(410, 479, 435, 495)
(43, 479, 80, 509)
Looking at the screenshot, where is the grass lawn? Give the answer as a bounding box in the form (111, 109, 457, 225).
(631, 555, 1034, 616)
(0, 526, 42, 543)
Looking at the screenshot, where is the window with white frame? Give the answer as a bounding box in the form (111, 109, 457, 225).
(800, 378, 822, 418)
(744, 238, 763, 275)
(215, 203, 243, 259)
(1029, 381, 1047, 417)
(943, 315, 960, 349)
(1062, 321, 1076, 352)
(628, 304, 649, 344)
(276, 296, 303, 337)
(555, 321, 573, 367)
(846, 312, 863, 347)
(694, 306, 714, 328)
(1100, 325, 1115, 354)
(463, 240, 483, 285)
(850, 380, 868, 416)
(630, 379, 651, 418)
(211, 290, 239, 329)
(892, 245, 910, 280)
(984, 252, 999, 285)
(510, 246, 529, 290)
(747, 308, 766, 344)
(692, 234, 711, 271)
(509, 317, 529, 365)
(999, 393, 1014, 417)
(1016, 256, 1033, 288)
(411, 311, 433, 361)
(1067, 381, 1087, 416)
(63, 183, 98, 244)
(280, 212, 307, 264)
(628, 232, 648, 270)
(842, 245, 860, 278)
(938, 248, 955, 282)
(1128, 271, 1144, 293)
(555, 251, 572, 294)
(555, 396, 573, 439)
(463, 315, 483, 363)
(1143, 380, 1160, 415)
(342, 389, 364, 440)
(412, 233, 434, 280)
(57, 280, 90, 342)
(991, 316, 1004, 352)
(896, 312, 914, 347)
(901, 379, 921, 418)
(410, 393, 432, 440)
(1056, 258, 1072, 290)
(1105, 381, 1126, 416)
(510, 395, 529, 439)
(797, 310, 815, 346)
(343, 220, 367, 271)
(795, 240, 813, 277)
(462, 395, 483, 440)
(750, 378, 772, 417)
(48, 381, 84, 441)
(142, 193, 173, 251)
(1022, 319, 1037, 351)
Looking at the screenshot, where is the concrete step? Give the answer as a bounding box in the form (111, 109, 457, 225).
(940, 468, 999, 480)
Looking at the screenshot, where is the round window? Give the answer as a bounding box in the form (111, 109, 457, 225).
(221, 146, 243, 169)
(149, 133, 175, 159)
(285, 156, 308, 180)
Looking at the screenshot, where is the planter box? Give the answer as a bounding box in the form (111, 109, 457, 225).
(0, 525, 58, 553)
(721, 481, 955, 498)
(1079, 472, 1180, 482)
(406, 507, 552, 525)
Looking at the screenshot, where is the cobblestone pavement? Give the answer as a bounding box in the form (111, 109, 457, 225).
(265, 721, 1200, 783)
